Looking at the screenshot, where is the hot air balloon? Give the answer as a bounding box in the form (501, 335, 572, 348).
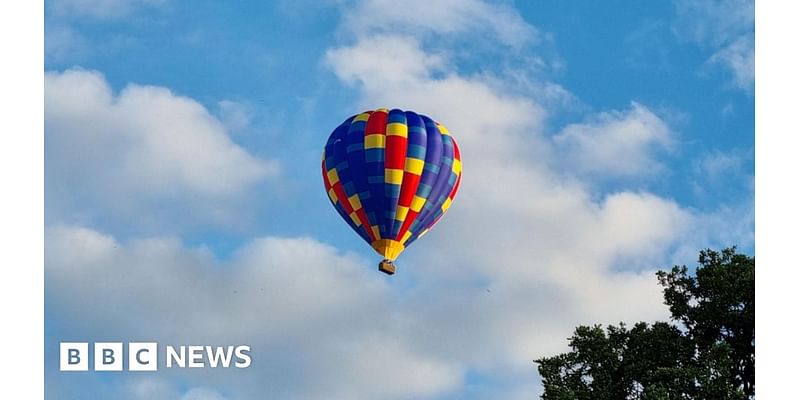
(322, 108, 462, 275)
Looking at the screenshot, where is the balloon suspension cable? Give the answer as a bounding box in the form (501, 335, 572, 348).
(378, 259, 396, 275)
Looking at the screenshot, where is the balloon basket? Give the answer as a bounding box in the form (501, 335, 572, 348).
(378, 259, 396, 275)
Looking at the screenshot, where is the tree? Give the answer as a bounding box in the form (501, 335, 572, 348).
(535, 247, 755, 399)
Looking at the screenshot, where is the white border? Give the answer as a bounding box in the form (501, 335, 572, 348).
(0, 1, 44, 398)
(756, 1, 800, 398)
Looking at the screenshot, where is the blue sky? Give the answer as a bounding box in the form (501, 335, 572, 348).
(44, 0, 754, 398)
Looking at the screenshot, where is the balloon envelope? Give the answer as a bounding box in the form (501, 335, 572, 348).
(322, 108, 462, 264)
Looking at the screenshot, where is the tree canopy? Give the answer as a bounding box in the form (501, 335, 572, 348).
(535, 247, 754, 399)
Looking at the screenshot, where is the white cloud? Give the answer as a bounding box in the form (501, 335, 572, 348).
(45, 225, 462, 400)
(689, 148, 754, 220)
(120, 378, 234, 400)
(45, 69, 279, 231)
(47, 0, 166, 19)
(45, 25, 88, 63)
(180, 388, 230, 400)
(45, 211, 712, 398)
(673, 0, 754, 90)
(45, 0, 166, 61)
(553, 102, 674, 178)
(709, 35, 755, 90)
(673, 0, 753, 45)
(694, 149, 747, 180)
(326, 35, 448, 87)
(216, 100, 252, 133)
(124, 378, 180, 400)
(340, 0, 538, 49)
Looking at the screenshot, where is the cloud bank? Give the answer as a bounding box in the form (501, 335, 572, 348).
(45, 69, 278, 232)
(673, 0, 755, 90)
(554, 102, 674, 178)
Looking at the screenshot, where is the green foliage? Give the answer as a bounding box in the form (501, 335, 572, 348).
(535, 247, 754, 399)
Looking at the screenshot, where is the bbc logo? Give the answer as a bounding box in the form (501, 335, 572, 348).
(60, 342, 157, 371)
